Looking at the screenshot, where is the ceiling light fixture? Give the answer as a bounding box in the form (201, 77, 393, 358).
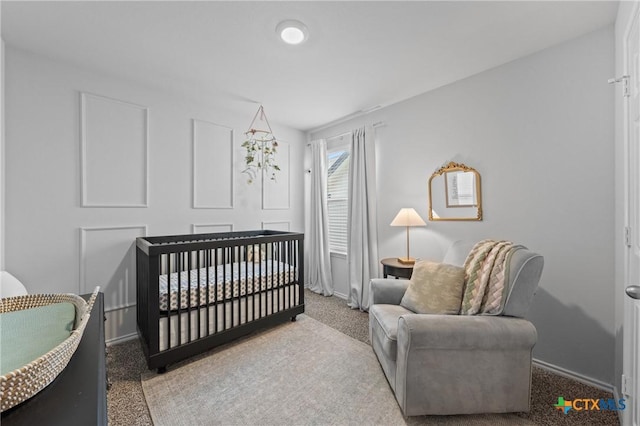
(276, 20, 308, 45)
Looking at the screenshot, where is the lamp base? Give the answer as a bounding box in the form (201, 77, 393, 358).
(397, 257, 416, 265)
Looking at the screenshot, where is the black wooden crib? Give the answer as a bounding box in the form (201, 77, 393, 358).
(136, 230, 304, 372)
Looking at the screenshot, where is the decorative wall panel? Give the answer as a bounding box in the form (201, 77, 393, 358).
(261, 221, 290, 232)
(193, 119, 234, 209)
(81, 93, 148, 207)
(80, 225, 147, 313)
(191, 223, 233, 234)
(262, 141, 290, 209)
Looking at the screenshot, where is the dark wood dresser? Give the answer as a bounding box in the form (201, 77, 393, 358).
(1, 292, 107, 426)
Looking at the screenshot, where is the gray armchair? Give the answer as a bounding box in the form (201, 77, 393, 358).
(369, 241, 544, 416)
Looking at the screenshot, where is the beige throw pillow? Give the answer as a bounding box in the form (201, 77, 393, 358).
(400, 260, 465, 314)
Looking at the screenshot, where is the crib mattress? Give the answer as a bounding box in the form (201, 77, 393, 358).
(159, 261, 295, 311)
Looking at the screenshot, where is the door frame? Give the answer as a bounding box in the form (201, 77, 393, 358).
(622, 3, 640, 425)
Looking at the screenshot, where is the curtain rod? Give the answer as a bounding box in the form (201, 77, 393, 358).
(327, 131, 352, 141)
(306, 121, 386, 146)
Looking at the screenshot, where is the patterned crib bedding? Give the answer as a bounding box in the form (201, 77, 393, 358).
(158, 261, 296, 311)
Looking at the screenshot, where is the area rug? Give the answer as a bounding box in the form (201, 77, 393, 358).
(141, 315, 533, 426)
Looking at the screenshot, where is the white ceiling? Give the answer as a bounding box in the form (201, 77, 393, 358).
(1, 1, 618, 131)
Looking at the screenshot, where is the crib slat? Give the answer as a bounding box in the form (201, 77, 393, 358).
(277, 241, 282, 311)
(187, 251, 192, 343)
(283, 242, 287, 310)
(229, 246, 236, 328)
(196, 250, 201, 341)
(289, 241, 297, 306)
(274, 242, 278, 311)
(260, 245, 265, 319)
(222, 247, 227, 331)
(264, 245, 275, 314)
(214, 248, 218, 334)
(177, 252, 182, 347)
(273, 242, 277, 312)
(296, 239, 299, 305)
(206, 249, 210, 338)
(251, 245, 257, 321)
(293, 239, 297, 306)
(244, 244, 249, 325)
(296, 238, 302, 307)
(288, 240, 292, 310)
(166, 254, 171, 350)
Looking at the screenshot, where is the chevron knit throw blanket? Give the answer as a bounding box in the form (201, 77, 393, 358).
(461, 239, 523, 315)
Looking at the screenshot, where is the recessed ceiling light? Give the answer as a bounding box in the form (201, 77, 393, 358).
(276, 20, 308, 45)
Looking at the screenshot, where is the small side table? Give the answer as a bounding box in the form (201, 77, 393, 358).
(381, 258, 414, 279)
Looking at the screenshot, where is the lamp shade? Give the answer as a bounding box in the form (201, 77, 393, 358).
(390, 208, 426, 227)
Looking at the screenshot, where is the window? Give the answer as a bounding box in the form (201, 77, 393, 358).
(327, 144, 350, 254)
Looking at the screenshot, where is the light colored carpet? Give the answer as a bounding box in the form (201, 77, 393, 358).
(108, 290, 619, 425)
(141, 314, 535, 426)
(141, 315, 405, 426)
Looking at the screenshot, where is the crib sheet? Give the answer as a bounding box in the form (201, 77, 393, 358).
(158, 261, 295, 311)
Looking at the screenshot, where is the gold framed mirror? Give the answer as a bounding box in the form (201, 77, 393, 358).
(428, 161, 482, 221)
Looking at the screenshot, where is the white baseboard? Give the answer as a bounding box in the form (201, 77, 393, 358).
(613, 385, 625, 425)
(533, 358, 613, 393)
(333, 291, 348, 300)
(106, 332, 138, 346)
(304, 283, 349, 300)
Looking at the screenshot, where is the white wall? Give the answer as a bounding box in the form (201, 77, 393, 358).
(311, 26, 615, 386)
(4, 47, 305, 342)
(330, 252, 349, 299)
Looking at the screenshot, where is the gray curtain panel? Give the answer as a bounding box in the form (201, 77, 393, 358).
(308, 139, 334, 296)
(347, 126, 379, 311)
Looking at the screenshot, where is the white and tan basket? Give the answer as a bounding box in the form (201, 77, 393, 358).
(0, 287, 100, 412)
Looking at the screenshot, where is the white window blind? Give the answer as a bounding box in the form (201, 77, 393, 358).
(327, 148, 350, 254)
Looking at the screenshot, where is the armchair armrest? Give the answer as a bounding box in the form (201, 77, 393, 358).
(397, 314, 537, 350)
(369, 278, 409, 306)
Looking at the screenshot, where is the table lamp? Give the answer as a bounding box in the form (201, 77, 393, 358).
(390, 208, 426, 265)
